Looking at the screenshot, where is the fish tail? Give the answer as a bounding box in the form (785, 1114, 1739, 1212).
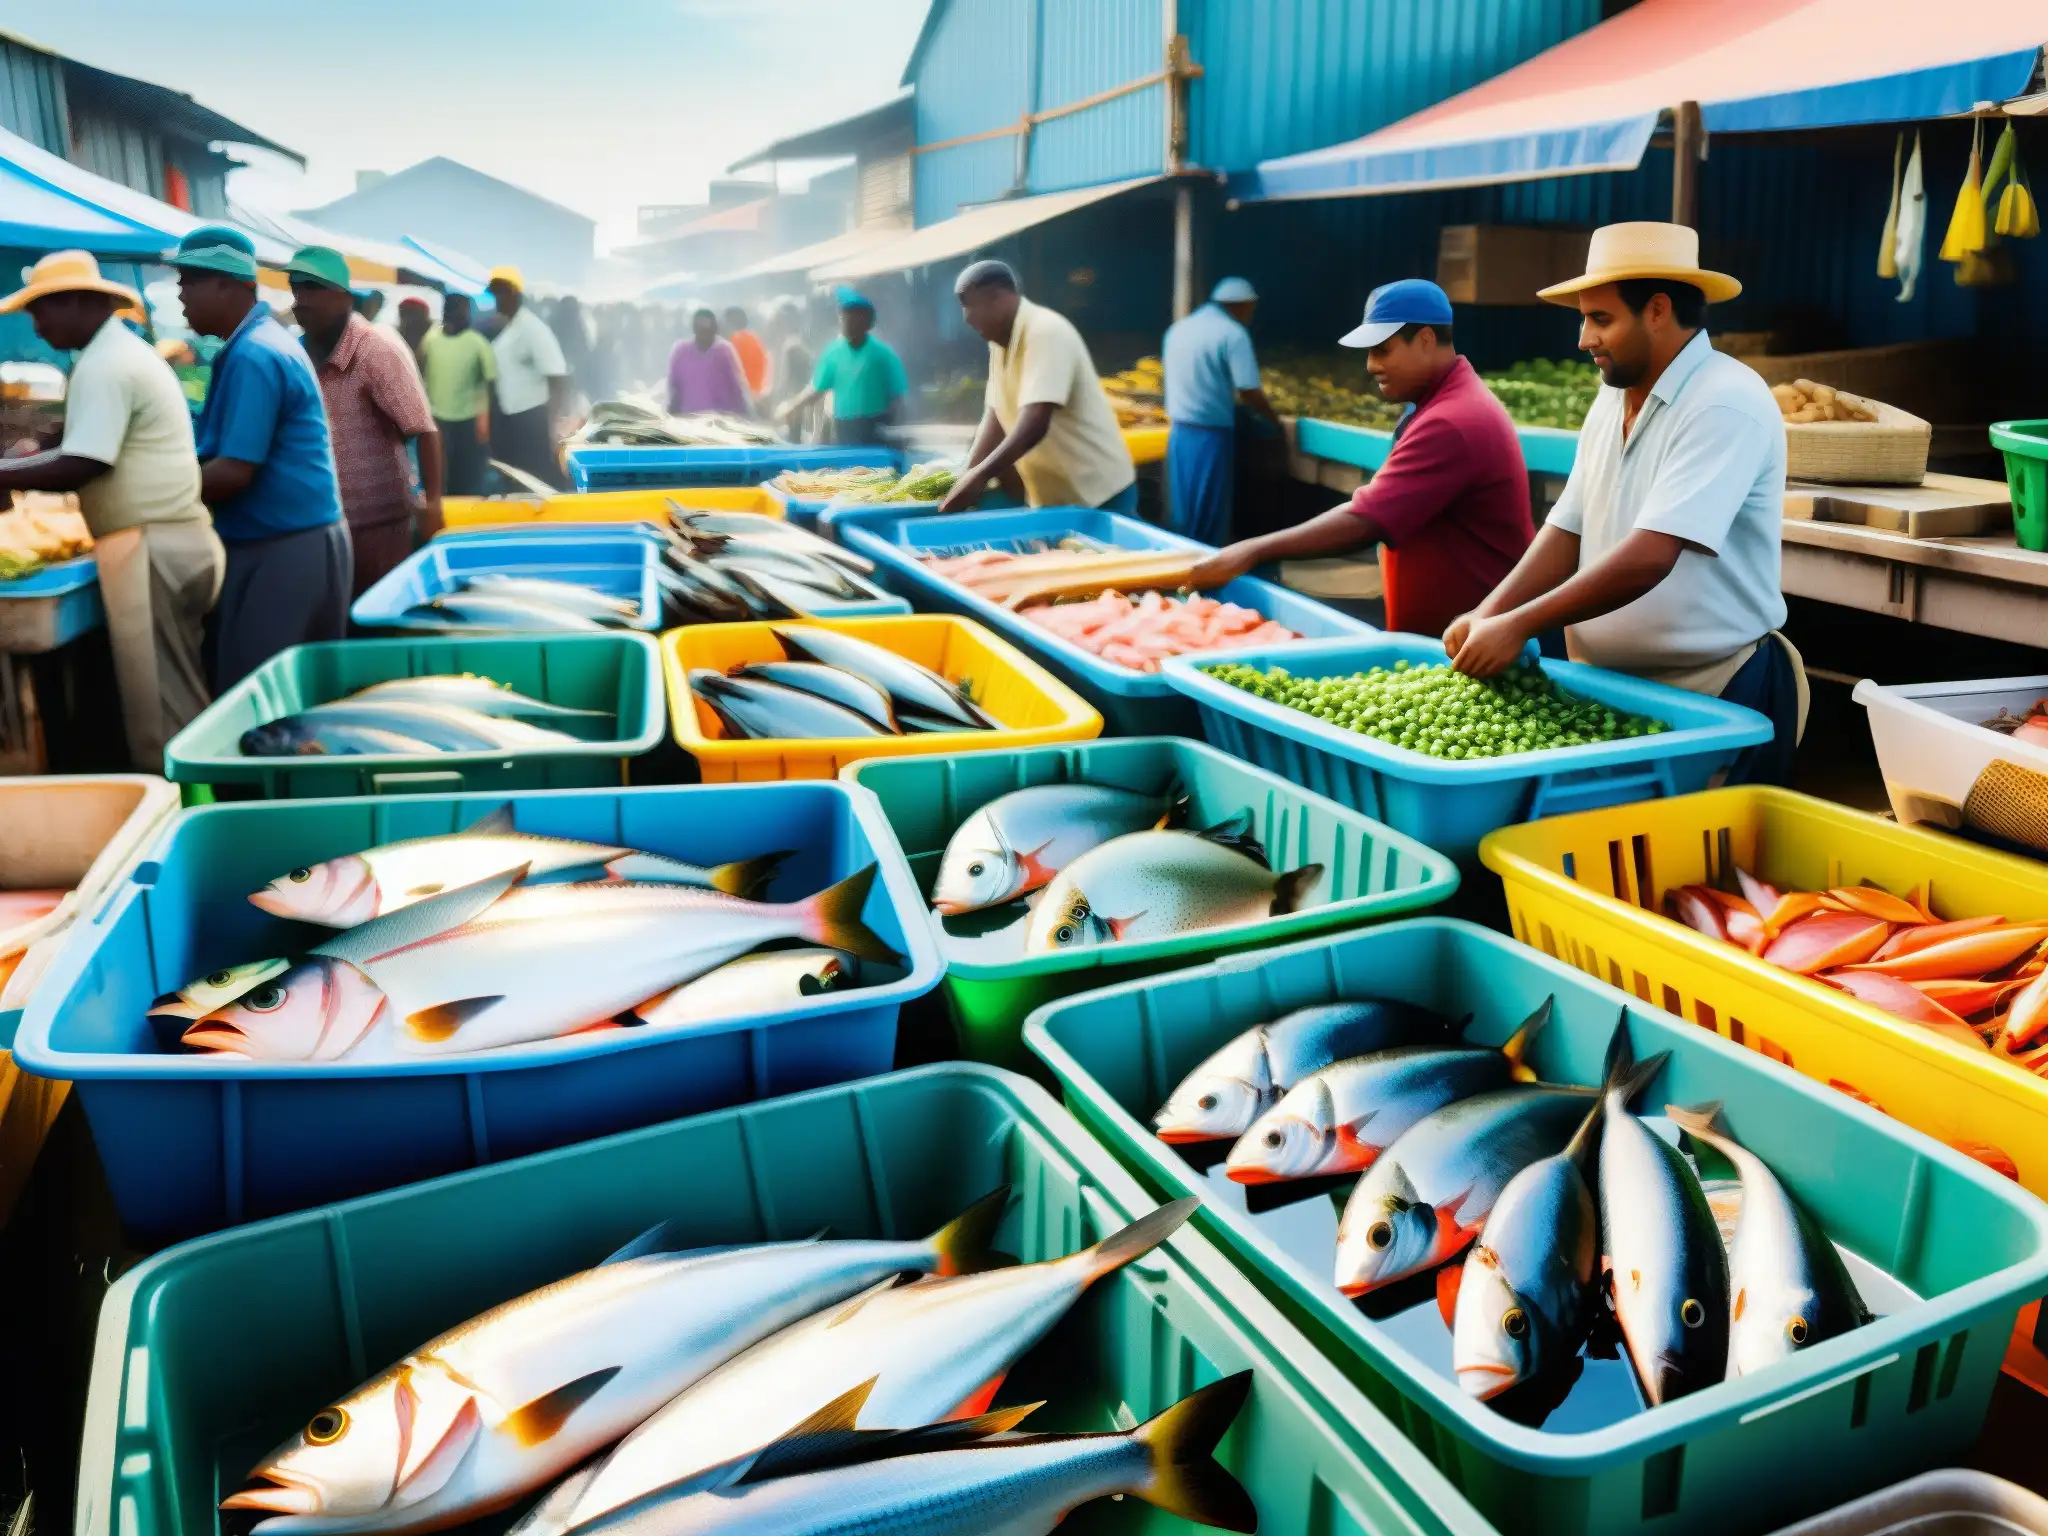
(1270, 864, 1325, 916)
(795, 865, 901, 965)
(1561, 1098, 1604, 1173)
(1599, 1012, 1670, 1111)
(1131, 1373, 1258, 1533)
(1501, 996, 1554, 1084)
(1077, 1197, 1198, 1285)
(926, 1186, 1013, 1276)
(1664, 1101, 1725, 1142)
(709, 850, 794, 899)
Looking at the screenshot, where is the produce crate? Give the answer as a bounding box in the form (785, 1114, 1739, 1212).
(78, 1063, 1494, 1536)
(1162, 634, 1770, 868)
(1124, 423, 1169, 464)
(440, 484, 787, 531)
(1023, 916, 2048, 1536)
(0, 556, 104, 654)
(844, 737, 1457, 1066)
(164, 634, 665, 800)
(1768, 1471, 2048, 1536)
(842, 506, 1376, 736)
(15, 783, 942, 1243)
(1478, 785, 2048, 1197)
(351, 530, 667, 633)
(663, 614, 1101, 782)
(1991, 420, 2048, 552)
(1853, 673, 2048, 856)
(566, 443, 898, 493)
(1294, 419, 1579, 478)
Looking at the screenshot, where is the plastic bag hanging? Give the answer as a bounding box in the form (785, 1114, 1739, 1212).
(1939, 119, 1988, 263)
(1877, 132, 1903, 279)
(1895, 131, 1926, 301)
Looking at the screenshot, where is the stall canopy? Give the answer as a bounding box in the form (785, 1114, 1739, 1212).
(1245, 0, 2047, 201)
(717, 224, 904, 285)
(401, 235, 490, 294)
(814, 177, 1158, 279)
(232, 203, 481, 290)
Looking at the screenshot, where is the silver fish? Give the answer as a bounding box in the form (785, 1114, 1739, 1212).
(731, 662, 897, 733)
(1025, 828, 1321, 954)
(244, 703, 573, 758)
(238, 719, 440, 758)
(706, 546, 867, 602)
(462, 575, 640, 622)
(349, 676, 612, 722)
(690, 671, 891, 741)
(931, 783, 1174, 915)
(773, 625, 993, 730)
(401, 592, 610, 632)
(631, 949, 857, 1031)
(149, 957, 294, 1020)
(666, 510, 876, 574)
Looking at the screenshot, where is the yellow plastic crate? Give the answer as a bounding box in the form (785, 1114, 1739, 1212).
(1123, 424, 1168, 465)
(1480, 785, 2048, 1195)
(662, 614, 1103, 781)
(441, 486, 786, 531)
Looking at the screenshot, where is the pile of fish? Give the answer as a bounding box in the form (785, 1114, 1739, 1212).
(1666, 872, 2048, 1066)
(1983, 698, 2048, 749)
(570, 396, 781, 447)
(661, 507, 894, 622)
(238, 675, 607, 758)
(219, 1189, 1259, 1536)
(153, 806, 892, 1060)
(402, 574, 644, 632)
(1155, 1003, 1872, 1413)
(690, 625, 997, 742)
(1024, 592, 1300, 673)
(932, 781, 1323, 954)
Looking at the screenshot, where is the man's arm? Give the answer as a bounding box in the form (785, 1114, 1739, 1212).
(939, 403, 1053, 514)
(0, 452, 108, 494)
(1446, 527, 1675, 677)
(1236, 385, 1282, 430)
(1190, 504, 1385, 586)
(414, 428, 445, 537)
(200, 457, 259, 503)
(936, 407, 1014, 514)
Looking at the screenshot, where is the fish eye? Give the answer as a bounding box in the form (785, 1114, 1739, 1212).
(1367, 1221, 1394, 1251)
(1196, 1093, 1218, 1111)
(1053, 925, 1075, 944)
(244, 984, 288, 1013)
(1680, 1298, 1706, 1329)
(967, 862, 985, 877)
(288, 868, 312, 884)
(1263, 1130, 1284, 1149)
(305, 1407, 349, 1445)
(205, 970, 232, 988)
(1787, 1316, 1809, 1345)
(1503, 1308, 1529, 1340)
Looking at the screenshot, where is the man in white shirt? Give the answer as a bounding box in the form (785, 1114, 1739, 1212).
(937, 260, 1135, 516)
(1445, 222, 1802, 785)
(485, 265, 570, 489)
(0, 251, 224, 768)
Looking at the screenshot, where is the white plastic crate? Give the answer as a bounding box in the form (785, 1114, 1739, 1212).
(1768, 1471, 2048, 1536)
(1853, 674, 2048, 856)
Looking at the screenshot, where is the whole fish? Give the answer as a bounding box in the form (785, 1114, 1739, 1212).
(1153, 999, 1455, 1144)
(722, 567, 826, 619)
(1664, 1104, 1869, 1378)
(560, 1372, 1256, 1536)
(1600, 1030, 1728, 1406)
(240, 719, 438, 758)
(218, 1193, 1008, 1536)
(706, 546, 867, 602)
(1025, 828, 1322, 953)
(653, 559, 749, 623)
(931, 783, 1176, 915)
(149, 957, 293, 1020)
(1225, 1000, 1548, 1185)
(681, 526, 874, 576)
(774, 625, 993, 731)
(731, 662, 897, 733)
(667, 511, 877, 574)
(529, 1199, 1199, 1536)
(631, 949, 857, 1032)
(1334, 1083, 1600, 1296)
(690, 671, 891, 741)
(462, 575, 640, 622)
(349, 676, 612, 722)
(242, 704, 573, 758)
(400, 592, 609, 632)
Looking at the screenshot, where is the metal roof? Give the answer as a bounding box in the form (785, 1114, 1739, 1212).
(729, 95, 914, 171)
(814, 176, 1158, 279)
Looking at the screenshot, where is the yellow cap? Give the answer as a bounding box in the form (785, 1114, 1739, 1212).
(487, 265, 525, 293)
(0, 249, 144, 317)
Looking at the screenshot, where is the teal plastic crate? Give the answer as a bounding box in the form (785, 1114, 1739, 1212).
(162, 634, 665, 798)
(78, 1065, 1497, 1536)
(1022, 917, 2048, 1536)
(842, 737, 1458, 1070)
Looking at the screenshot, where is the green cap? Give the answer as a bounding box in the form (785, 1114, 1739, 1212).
(168, 224, 259, 283)
(286, 245, 351, 292)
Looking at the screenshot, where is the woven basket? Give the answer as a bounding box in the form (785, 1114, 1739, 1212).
(1785, 393, 1931, 486)
(1740, 339, 1976, 425)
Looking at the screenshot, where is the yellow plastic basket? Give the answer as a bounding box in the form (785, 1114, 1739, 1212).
(662, 614, 1103, 781)
(441, 486, 787, 531)
(1480, 785, 2048, 1195)
(1122, 425, 1168, 465)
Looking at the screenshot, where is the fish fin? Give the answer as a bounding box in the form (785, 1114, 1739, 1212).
(1663, 1101, 1724, 1145)
(509, 1461, 603, 1536)
(1014, 839, 1059, 889)
(1500, 997, 1553, 1083)
(824, 1275, 911, 1328)
(394, 1396, 482, 1501)
(465, 805, 518, 836)
(1332, 1120, 1379, 1168)
(1561, 1098, 1604, 1173)
(796, 865, 902, 965)
(727, 1388, 1040, 1493)
(708, 850, 794, 898)
(928, 1186, 1013, 1276)
(1078, 1197, 1198, 1285)
(312, 864, 528, 967)
(946, 1372, 1007, 1421)
(1105, 912, 1147, 941)
(504, 1367, 623, 1448)
(1599, 1013, 1671, 1110)
(1158, 785, 1193, 831)
(1195, 811, 1267, 867)
(1131, 1373, 1258, 1534)
(404, 996, 506, 1044)
(1271, 864, 1325, 916)
(1436, 1262, 1464, 1329)
(731, 1378, 875, 1480)
(601, 1219, 700, 1266)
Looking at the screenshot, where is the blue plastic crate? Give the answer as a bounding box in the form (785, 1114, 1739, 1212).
(567, 444, 899, 492)
(14, 782, 944, 1243)
(1293, 417, 1578, 478)
(1161, 633, 1770, 867)
(352, 531, 666, 632)
(0, 555, 105, 653)
(841, 506, 1378, 735)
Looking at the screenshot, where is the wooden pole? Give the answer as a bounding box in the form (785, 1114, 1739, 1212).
(1671, 100, 1703, 227)
(1172, 181, 1194, 320)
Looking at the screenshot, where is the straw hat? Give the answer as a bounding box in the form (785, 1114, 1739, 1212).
(1537, 222, 1740, 307)
(0, 250, 143, 316)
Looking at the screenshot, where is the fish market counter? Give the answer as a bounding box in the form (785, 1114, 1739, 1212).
(1779, 520, 2048, 640)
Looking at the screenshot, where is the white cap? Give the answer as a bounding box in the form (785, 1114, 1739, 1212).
(1209, 276, 1258, 304)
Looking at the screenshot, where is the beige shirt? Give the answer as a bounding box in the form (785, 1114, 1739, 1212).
(60, 317, 208, 537)
(985, 298, 1134, 509)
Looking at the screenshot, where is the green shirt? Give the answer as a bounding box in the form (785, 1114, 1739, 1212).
(418, 325, 498, 422)
(812, 334, 908, 421)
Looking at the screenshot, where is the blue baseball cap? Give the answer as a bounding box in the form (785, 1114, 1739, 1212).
(835, 285, 874, 312)
(168, 224, 259, 283)
(1339, 278, 1453, 349)
(1210, 276, 1257, 304)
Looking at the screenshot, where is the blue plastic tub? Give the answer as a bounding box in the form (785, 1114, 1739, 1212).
(351, 531, 666, 633)
(1161, 633, 1770, 867)
(843, 506, 1378, 735)
(567, 444, 899, 492)
(814, 497, 943, 540)
(1294, 418, 1578, 478)
(1023, 916, 2048, 1536)
(0, 555, 105, 653)
(14, 782, 943, 1243)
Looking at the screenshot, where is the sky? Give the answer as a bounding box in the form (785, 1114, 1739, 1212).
(23, 0, 931, 252)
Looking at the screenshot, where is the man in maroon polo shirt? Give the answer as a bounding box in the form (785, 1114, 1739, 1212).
(1191, 279, 1532, 638)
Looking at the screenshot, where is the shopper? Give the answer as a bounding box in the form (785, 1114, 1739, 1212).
(938, 260, 1134, 515)
(0, 251, 223, 768)
(667, 307, 753, 416)
(419, 292, 497, 496)
(485, 265, 570, 489)
(777, 288, 908, 447)
(723, 305, 771, 398)
(395, 297, 433, 365)
(1161, 276, 1281, 545)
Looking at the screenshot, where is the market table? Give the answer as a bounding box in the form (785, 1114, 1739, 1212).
(1780, 519, 2048, 641)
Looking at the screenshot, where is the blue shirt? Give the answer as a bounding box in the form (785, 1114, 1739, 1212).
(1162, 302, 1259, 429)
(194, 302, 343, 542)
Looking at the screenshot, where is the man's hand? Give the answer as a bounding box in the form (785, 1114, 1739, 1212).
(1190, 543, 1259, 589)
(417, 494, 445, 541)
(1447, 611, 1530, 678)
(1442, 611, 1475, 657)
(475, 417, 490, 447)
(937, 476, 986, 516)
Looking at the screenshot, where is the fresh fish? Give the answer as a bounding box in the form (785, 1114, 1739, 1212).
(931, 783, 1177, 915)
(1153, 999, 1455, 1144)
(773, 625, 994, 731)
(631, 949, 857, 1031)
(239, 719, 439, 757)
(400, 592, 610, 632)
(704, 545, 867, 602)
(148, 957, 294, 1020)
(722, 567, 823, 619)
(1334, 1082, 1600, 1296)
(690, 671, 892, 741)
(653, 558, 749, 623)
(667, 510, 877, 574)
(462, 575, 640, 622)
(1025, 828, 1322, 953)
(1226, 1001, 1548, 1185)
(1600, 1028, 1727, 1406)
(217, 1193, 1009, 1536)
(530, 1200, 1200, 1536)
(731, 662, 898, 733)
(678, 523, 875, 575)
(1664, 1104, 1869, 1378)
(241, 704, 574, 758)
(560, 1372, 1256, 1536)
(349, 676, 612, 722)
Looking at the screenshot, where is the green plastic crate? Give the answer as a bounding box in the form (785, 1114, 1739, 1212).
(163, 634, 667, 798)
(1991, 420, 2048, 553)
(842, 738, 1460, 1070)
(79, 1065, 1496, 1536)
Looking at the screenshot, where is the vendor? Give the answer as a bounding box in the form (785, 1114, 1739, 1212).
(938, 261, 1135, 516)
(1161, 276, 1281, 545)
(0, 251, 224, 769)
(776, 288, 908, 446)
(485, 266, 570, 489)
(1190, 279, 1532, 637)
(1443, 221, 1802, 786)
